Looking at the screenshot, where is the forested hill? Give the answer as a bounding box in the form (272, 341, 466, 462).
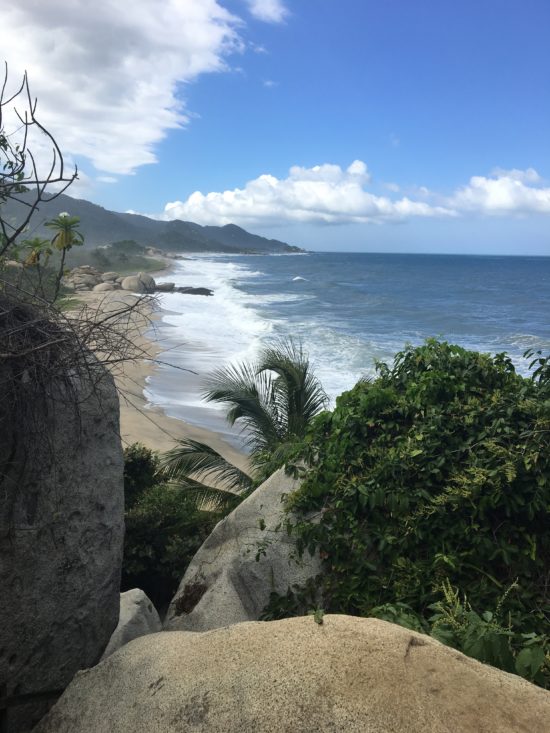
(2, 193, 304, 254)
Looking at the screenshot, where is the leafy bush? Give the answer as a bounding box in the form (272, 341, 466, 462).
(273, 340, 550, 684)
(122, 483, 218, 611)
(122, 443, 218, 610)
(123, 443, 160, 509)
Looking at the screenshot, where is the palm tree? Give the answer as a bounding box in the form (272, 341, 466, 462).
(45, 212, 84, 300)
(161, 339, 327, 512)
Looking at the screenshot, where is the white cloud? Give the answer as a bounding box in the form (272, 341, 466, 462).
(159, 160, 454, 226)
(449, 170, 550, 215)
(263, 79, 279, 88)
(245, 0, 289, 23)
(0, 1, 243, 175)
(490, 167, 542, 184)
(157, 163, 550, 227)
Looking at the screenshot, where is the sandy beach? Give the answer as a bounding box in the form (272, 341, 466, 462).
(74, 283, 249, 473)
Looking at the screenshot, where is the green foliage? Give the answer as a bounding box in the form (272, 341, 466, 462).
(272, 340, 550, 685)
(160, 339, 327, 513)
(122, 483, 217, 610)
(428, 580, 549, 686)
(66, 243, 164, 276)
(123, 443, 160, 509)
(203, 338, 328, 481)
(161, 438, 254, 513)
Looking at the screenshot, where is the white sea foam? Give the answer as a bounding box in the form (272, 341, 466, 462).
(145, 257, 277, 439)
(145, 256, 380, 432)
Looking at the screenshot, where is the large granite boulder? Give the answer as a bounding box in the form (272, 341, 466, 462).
(35, 616, 550, 733)
(100, 272, 119, 282)
(101, 590, 162, 660)
(154, 282, 175, 293)
(164, 468, 320, 632)
(121, 272, 156, 294)
(0, 301, 124, 732)
(92, 282, 116, 292)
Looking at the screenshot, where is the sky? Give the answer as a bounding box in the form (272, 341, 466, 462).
(1, 0, 549, 254)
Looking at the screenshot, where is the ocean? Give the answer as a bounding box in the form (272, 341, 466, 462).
(145, 252, 550, 446)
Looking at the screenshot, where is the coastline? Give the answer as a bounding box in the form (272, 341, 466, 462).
(74, 271, 250, 473)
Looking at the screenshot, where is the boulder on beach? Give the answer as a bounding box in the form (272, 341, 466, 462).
(92, 282, 116, 292)
(73, 274, 100, 288)
(154, 282, 175, 292)
(164, 467, 320, 632)
(175, 286, 213, 296)
(35, 616, 550, 733)
(121, 272, 156, 294)
(100, 272, 119, 282)
(101, 589, 162, 660)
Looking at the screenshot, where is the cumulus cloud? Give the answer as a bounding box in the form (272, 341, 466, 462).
(449, 170, 550, 215)
(157, 163, 550, 227)
(0, 0, 242, 175)
(160, 160, 454, 226)
(245, 0, 289, 23)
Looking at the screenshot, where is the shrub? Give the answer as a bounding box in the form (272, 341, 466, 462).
(272, 340, 550, 684)
(122, 483, 218, 611)
(123, 443, 160, 509)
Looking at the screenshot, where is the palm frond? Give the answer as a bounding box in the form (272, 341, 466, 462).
(161, 438, 254, 493)
(166, 475, 246, 513)
(258, 338, 328, 436)
(202, 361, 283, 453)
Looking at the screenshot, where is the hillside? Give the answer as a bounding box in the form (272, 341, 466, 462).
(2, 193, 304, 254)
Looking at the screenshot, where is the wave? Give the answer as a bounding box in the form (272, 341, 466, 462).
(145, 253, 550, 436)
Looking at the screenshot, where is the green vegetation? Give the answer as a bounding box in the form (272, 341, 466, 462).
(66, 240, 165, 276)
(264, 340, 550, 686)
(121, 443, 218, 610)
(3, 213, 84, 303)
(161, 339, 327, 512)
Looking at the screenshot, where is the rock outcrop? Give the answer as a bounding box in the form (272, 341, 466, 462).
(35, 616, 550, 733)
(0, 299, 125, 732)
(101, 590, 162, 660)
(121, 272, 156, 294)
(164, 468, 320, 632)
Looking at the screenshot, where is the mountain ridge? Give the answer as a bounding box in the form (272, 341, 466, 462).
(2, 192, 304, 255)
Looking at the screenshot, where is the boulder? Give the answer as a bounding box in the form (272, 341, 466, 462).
(72, 274, 99, 288)
(121, 272, 156, 294)
(34, 616, 550, 733)
(154, 282, 175, 293)
(93, 282, 115, 292)
(101, 590, 162, 660)
(100, 272, 119, 282)
(175, 286, 213, 296)
(164, 468, 320, 632)
(0, 301, 124, 732)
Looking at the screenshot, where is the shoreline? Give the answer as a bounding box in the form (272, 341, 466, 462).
(74, 268, 250, 473)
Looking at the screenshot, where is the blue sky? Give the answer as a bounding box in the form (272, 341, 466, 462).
(1, 0, 549, 254)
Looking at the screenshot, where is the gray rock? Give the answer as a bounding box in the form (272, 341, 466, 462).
(72, 274, 99, 288)
(0, 317, 124, 732)
(34, 616, 550, 733)
(100, 272, 119, 282)
(154, 282, 175, 292)
(164, 468, 320, 632)
(175, 286, 213, 296)
(101, 590, 162, 660)
(120, 272, 156, 294)
(92, 283, 115, 292)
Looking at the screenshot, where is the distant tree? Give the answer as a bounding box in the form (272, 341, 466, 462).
(45, 213, 84, 299)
